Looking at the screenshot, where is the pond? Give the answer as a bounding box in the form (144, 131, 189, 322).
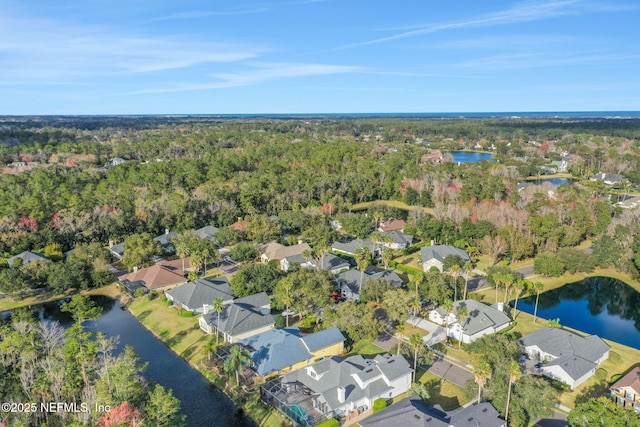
(517, 277, 640, 349)
(448, 151, 494, 163)
(3, 297, 253, 427)
(530, 178, 574, 186)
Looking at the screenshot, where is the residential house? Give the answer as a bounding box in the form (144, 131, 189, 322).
(194, 225, 219, 243)
(238, 326, 346, 382)
(549, 159, 569, 173)
(377, 218, 406, 233)
(109, 229, 177, 261)
(165, 278, 234, 314)
(428, 300, 511, 344)
(337, 267, 403, 301)
(590, 172, 628, 186)
(118, 264, 187, 292)
(155, 229, 178, 255)
(420, 245, 470, 272)
(610, 367, 640, 412)
(259, 242, 312, 271)
(108, 157, 126, 166)
(518, 328, 610, 389)
(359, 395, 505, 427)
(7, 251, 50, 266)
(261, 354, 412, 426)
(378, 230, 413, 250)
(232, 219, 250, 233)
(316, 252, 351, 275)
(199, 292, 275, 343)
(331, 239, 377, 256)
(617, 196, 640, 210)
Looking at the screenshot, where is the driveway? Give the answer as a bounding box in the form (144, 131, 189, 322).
(423, 356, 474, 388)
(406, 315, 447, 346)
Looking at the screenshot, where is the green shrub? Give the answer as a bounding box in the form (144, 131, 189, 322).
(178, 308, 195, 317)
(609, 351, 621, 363)
(596, 368, 608, 381)
(275, 314, 285, 328)
(315, 418, 339, 427)
(133, 288, 146, 298)
(372, 398, 387, 413)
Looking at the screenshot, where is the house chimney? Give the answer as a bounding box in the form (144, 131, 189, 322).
(497, 302, 504, 312)
(203, 304, 210, 314)
(109, 240, 114, 248)
(165, 228, 170, 235)
(337, 386, 346, 403)
(430, 239, 435, 246)
(133, 266, 138, 272)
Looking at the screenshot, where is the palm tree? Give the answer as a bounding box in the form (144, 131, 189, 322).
(275, 278, 295, 328)
(492, 272, 506, 305)
(224, 345, 251, 387)
(204, 338, 218, 362)
(395, 324, 405, 356)
(409, 333, 423, 382)
(502, 272, 515, 304)
(412, 273, 425, 302)
(354, 246, 373, 286)
(448, 264, 462, 301)
(511, 279, 527, 320)
(456, 306, 468, 348)
(410, 298, 422, 317)
(410, 383, 430, 403)
(173, 237, 191, 274)
(381, 247, 393, 270)
(463, 261, 473, 300)
(473, 361, 491, 404)
(505, 360, 521, 423)
(212, 297, 225, 346)
(442, 299, 454, 343)
(301, 249, 313, 267)
(531, 281, 544, 323)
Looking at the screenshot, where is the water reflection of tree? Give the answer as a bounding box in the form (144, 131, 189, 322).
(522, 277, 640, 330)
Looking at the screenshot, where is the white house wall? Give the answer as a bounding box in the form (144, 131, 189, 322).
(422, 259, 443, 272)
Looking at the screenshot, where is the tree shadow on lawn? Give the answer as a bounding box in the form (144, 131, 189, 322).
(166, 330, 187, 347)
(137, 310, 152, 321)
(423, 378, 461, 411)
(573, 381, 608, 406)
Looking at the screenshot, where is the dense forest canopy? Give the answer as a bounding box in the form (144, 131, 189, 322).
(1, 115, 640, 296)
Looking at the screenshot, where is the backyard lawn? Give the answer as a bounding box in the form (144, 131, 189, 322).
(415, 368, 470, 411)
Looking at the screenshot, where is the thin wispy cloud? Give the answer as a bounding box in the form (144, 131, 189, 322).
(130, 62, 364, 94)
(0, 15, 264, 82)
(454, 51, 640, 71)
(147, 8, 270, 22)
(336, 0, 584, 49)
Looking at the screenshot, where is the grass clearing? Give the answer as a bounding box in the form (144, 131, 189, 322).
(416, 368, 470, 411)
(0, 283, 120, 312)
(347, 340, 387, 358)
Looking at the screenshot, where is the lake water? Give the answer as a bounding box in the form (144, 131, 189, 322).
(517, 277, 640, 349)
(4, 297, 253, 427)
(449, 151, 494, 163)
(531, 178, 573, 186)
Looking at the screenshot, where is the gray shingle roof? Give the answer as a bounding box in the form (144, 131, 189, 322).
(7, 251, 49, 266)
(155, 231, 178, 253)
(317, 253, 350, 271)
(454, 300, 511, 336)
(201, 292, 274, 337)
(420, 245, 470, 264)
(518, 328, 610, 381)
(283, 354, 411, 412)
(360, 396, 505, 427)
(165, 278, 233, 310)
(336, 267, 403, 297)
(110, 242, 125, 258)
(194, 225, 219, 242)
(331, 239, 376, 255)
(379, 230, 413, 246)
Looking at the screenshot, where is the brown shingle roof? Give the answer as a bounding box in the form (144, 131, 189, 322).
(119, 265, 186, 290)
(611, 367, 640, 394)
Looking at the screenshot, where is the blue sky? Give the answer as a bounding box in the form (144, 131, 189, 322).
(1, 0, 638, 114)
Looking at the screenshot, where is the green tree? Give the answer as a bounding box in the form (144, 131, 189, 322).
(530, 281, 544, 323)
(354, 246, 373, 286)
(505, 360, 521, 424)
(325, 301, 383, 342)
(360, 278, 394, 303)
(337, 213, 373, 238)
(122, 233, 163, 270)
(245, 215, 282, 243)
(229, 263, 280, 297)
(473, 361, 492, 404)
(568, 396, 640, 427)
(382, 289, 414, 324)
(145, 384, 185, 427)
(211, 297, 225, 345)
(533, 252, 565, 277)
(409, 333, 423, 382)
(223, 345, 251, 387)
